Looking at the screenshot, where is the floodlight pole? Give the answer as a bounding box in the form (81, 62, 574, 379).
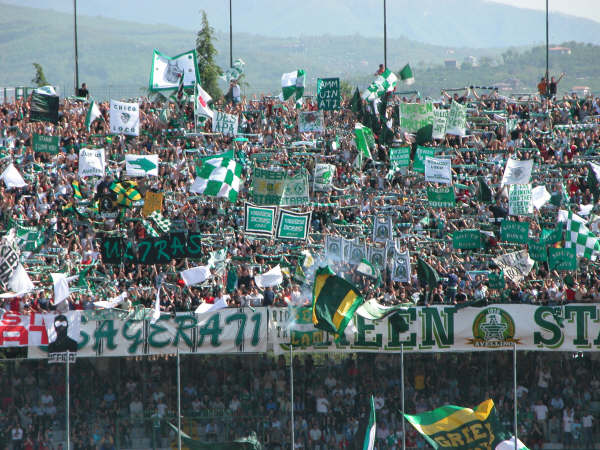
(229, 0, 233, 68)
(383, 0, 387, 69)
(73, 0, 79, 95)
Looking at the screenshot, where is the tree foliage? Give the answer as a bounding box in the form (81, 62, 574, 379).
(196, 11, 222, 100)
(31, 63, 48, 86)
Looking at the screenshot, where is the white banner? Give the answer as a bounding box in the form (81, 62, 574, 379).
(313, 163, 335, 192)
(125, 154, 159, 177)
(0, 312, 48, 347)
(28, 309, 268, 357)
(501, 158, 533, 186)
(392, 250, 411, 283)
(298, 111, 324, 132)
(425, 156, 452, 184)
(509, 184, 533, 216)
(78, 148, 105, 178)
(43, 311, 81, 354)
(325, 235, 343, 262)
(493, 250, 534, 284)
(432, 108, 448, 139)
(372, 216, 393, 243)
(110, 100, 139, 136)
(212, 111, 238, 136)
(445, 101, 467, 136)
(149, 49, 198, 91)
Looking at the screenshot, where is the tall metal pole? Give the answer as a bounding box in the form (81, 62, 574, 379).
(383, 0, 387, 69)
(513, 343, 518, 450)
(66, 351, 70, 450)
(177, 350, 182, 450)
(290, 344, 295, 450)
(73, 0, 79, 95)
(545, 0, 549, 83)
(229, 0, 233, 68)
(401, 345, 406, 450)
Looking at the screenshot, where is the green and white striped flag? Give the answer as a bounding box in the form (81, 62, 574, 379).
(85, 99, 102, 131)
(149, 210, 172, 234)
(190, 157, 241, 202)
(362, 69, 397, 101)
(15, 224, 44, 252)
(357, 258, 377, 278)
(565, 210, 600, 260)
(399, 63, 414, 85)
(280, 70, 305, 107)
(363, 395, 376, 450)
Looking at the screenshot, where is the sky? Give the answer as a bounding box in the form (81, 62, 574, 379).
(489, 0, 600, 23)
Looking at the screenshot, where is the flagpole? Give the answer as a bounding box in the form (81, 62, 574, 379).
(177, 349, 182, 450)
(383, 0, 387, 69)
(229, 0, 233, 68)
(290, 344, 295, 450)
(401, 344, 406, 450)
(545, 0, 549, 85)
(66, 351, 70, 450)
(73, 0, 79, 95)
(513, 342, 518, 450)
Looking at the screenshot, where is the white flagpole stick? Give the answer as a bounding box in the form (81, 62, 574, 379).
(290, 343, 295, 450)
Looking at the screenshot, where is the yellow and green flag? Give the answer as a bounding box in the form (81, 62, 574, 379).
(311, 266, 363, 335)
(404, 399, 529, 450)
(110, 180, 141, 207)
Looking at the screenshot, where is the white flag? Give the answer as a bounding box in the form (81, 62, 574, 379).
(180, 266, 211, 286)
(195, 85, 214, 119)
(501, 158, 533, 186)
(0, 164, 27, 189)
(254, 265, 283, 288)
(85, 99, 102, 131)
(51, 273, 77, 305)
(149, 49, 198, 91)
(6, 264, 34, 296)
(78, 148, 105, 178)
(151, 288, 161, 324)
(492, 250, 534, 284)
(125, 154, 159, 177)
(195, 296, 229, 314)
(94, 292, 127, 309)
(531, 185, 551, 210)
(425, 157, 452, 184)
(110, 100, 139, 136)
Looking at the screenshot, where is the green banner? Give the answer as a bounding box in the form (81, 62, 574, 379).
(452, 229, 482, 250)
(390, 147, 411, 171)
(251, 167, 285, 205)
(398, 102, 434, 133)
(500, 220, 529, 244)
(276, 209, 311, 240)
(488, 272, 505, 290)
(548, 247, 577, 271)
(414, 146, 436, 173)
(244, 203, 276, 237)
(541, 225, 563, 245)
(528, 239, 548, 262)
(427, 186, 456, 208)
(316, 77, 340, 110)
(33, 134, 59, 154)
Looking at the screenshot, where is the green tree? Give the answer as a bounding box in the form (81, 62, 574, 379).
(339, 80, 353, 99)
(196, 11, 222, 100)
(31, 63, 48, 86)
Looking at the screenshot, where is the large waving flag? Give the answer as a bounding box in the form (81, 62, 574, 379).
(194, 84, 214, 119)
(362, 69, 397, 101)
(311, 266, 364, 335)
(190, 156, 241, 202)
(280, 70, 305, 107)
(405, 399, 529, 450)
(85, 99, 102, 131)
(149, 49, 199, 91)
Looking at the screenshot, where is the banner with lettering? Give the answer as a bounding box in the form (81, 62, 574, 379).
(389, 147, 411, 172)
(33, 134, 59, 154)
(427, 186, 456, 208)
(500, 220, 529, 244)
(251, 167, 286, 205)
(280, 172, 310, 206)
(267, 304, 600, 354)
(0, 312, 48, 347)
(244, 203, 276, 237)
(110, 100, 139, 136)
(413, 146, 436, 173)
(509, 184, 533, 216)
(212, 111, 238, 136)
(276, 209, 311, 240)
(432, 108, 448, 139)
(101, 233, 204, 264)
(316, 78, 340, 110)
(398, 102, 434, 133)
(28, 309, 267, 358)
(445, 100, 467, 136)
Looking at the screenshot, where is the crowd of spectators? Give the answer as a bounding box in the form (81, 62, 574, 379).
(0, 352, 598, 449)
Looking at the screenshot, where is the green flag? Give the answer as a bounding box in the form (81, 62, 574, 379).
(404, 399, 529, 450)
(417, 257, 439, 288)
(351, 87, 362, 114)
(311, 266, 364, 335)
(363, 396, 376, 450)
(476, 176, 493, 203)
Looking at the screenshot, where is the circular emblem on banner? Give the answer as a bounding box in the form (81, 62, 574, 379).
(470, 307, 518, 348)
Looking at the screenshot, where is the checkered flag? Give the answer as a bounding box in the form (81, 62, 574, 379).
(149, 210, 172, 234)
(189, 156, 241, 202)
(142, 219, 159, 237)
(566, 211, 600, 260)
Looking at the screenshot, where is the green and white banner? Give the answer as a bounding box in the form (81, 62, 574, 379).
(15, 224, 44, 252)
(148, 49, 199, 91)
(281, 172, 310, 206)
(548, 247, 577, 271)
(33, 134, 59, 154)
(276, 209, 311, 240)
(427, 186, 456, 207)
(268, 304, 600, 354)
(446, 101, 467, 136)
(316, 78, 340, 110)
(29, 309, 268, 358)
(125, 154, 159, 177)
(509, 184, 533, 216)
(452, 230, 482, 250)
(413, 146, 436, 173)
(372, 216, 393, 243)
(298, 111, 324, 132)
(500, 220, 529, 244)
(325, 235, 343, 262)
(528, 239, 548, 262)
(368, 245, 387, 269)
(252, 167, 286, 205)
(425, 156, 452, 185)
(110, 100, 139, 136)
(392, 250, 411, 282)
(389, 147, 411, 172)
(493, 250, 534, 284)
(244, 202, 276, 237)
(313, 163, 335, 191)
(432, 108, 448, 139)
(398, 102, 434, 133)
(212, 111, 239, 136)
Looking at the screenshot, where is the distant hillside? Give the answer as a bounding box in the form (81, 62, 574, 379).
(0, 3, 599, 98)
(4, 0, 600, 47)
